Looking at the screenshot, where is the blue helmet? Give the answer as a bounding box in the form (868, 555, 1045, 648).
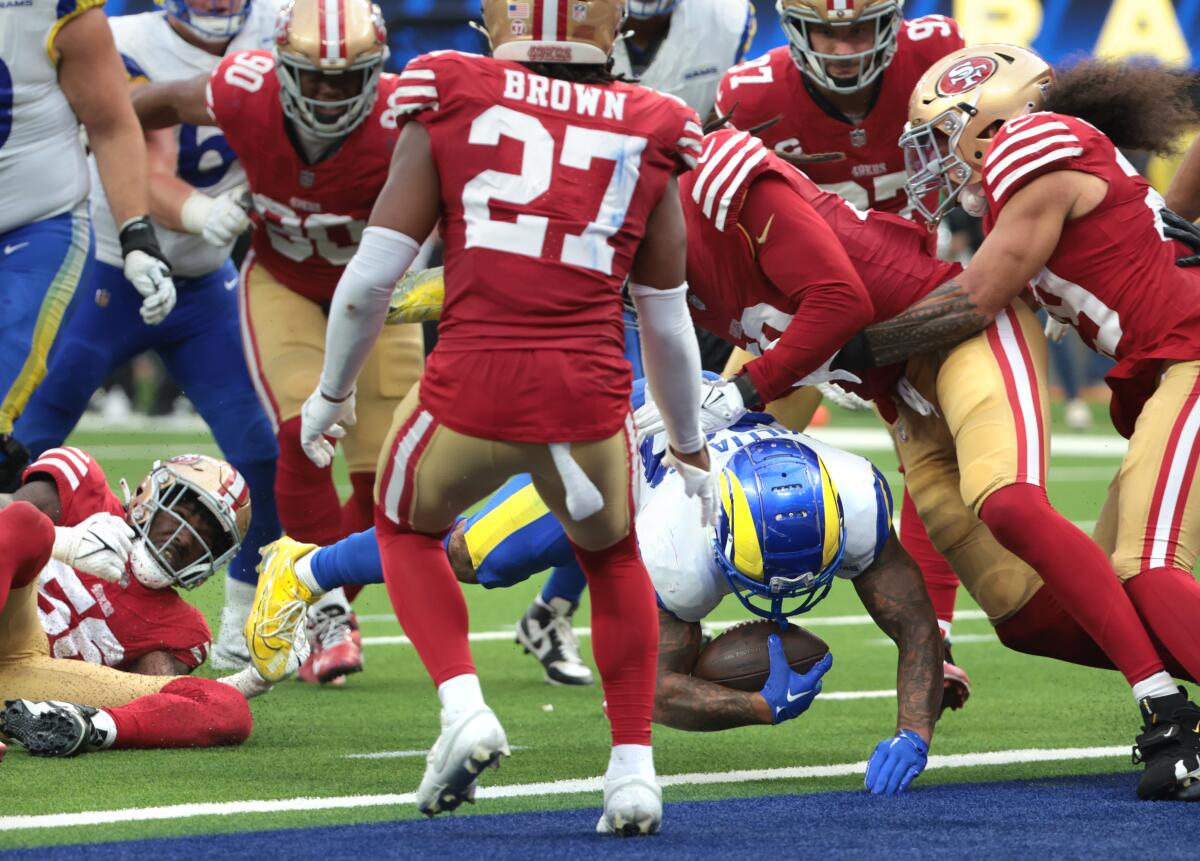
(626, 0, 681, 19)
(161, 0, 251, 41)
(713, 438, 846, 624)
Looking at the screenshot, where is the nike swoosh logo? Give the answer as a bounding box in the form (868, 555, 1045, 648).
(756, 214, 776, 246)
(224, 278, 238, 291)
(4, 242, 29, 255)
(786, 688, 811, 703)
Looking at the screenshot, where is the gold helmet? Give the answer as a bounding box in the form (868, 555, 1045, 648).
(900, 44, 1053, 224)
(482, 0, 626, 65)
(776, 0, 904, 93)
(274, 0, 388, 138)
(127, 455, 251, 590)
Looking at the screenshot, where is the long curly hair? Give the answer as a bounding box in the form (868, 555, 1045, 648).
(1044, 60, 1199, 156)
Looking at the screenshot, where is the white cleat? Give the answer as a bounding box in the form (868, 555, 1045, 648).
(416, 707, 510, 817)
(596, 773, 662, 836)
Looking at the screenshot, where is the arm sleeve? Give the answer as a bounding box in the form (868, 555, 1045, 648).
(630, 282, 704, 454)
(738, 176, 874, 404)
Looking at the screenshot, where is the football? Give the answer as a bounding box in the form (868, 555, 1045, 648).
(692, 620, 830, 692)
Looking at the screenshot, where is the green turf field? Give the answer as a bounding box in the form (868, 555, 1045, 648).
(0, 403, 1159, 850)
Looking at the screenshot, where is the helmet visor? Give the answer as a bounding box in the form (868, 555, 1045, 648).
(900, 109, 972, 224)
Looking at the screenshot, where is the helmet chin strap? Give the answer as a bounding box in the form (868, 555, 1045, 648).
(130, 540, 174, 591)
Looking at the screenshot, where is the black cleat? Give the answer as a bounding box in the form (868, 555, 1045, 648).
(515, 596, 593, 686)
(1, 700, 109, 757)
(1132, 687, 1200, 801)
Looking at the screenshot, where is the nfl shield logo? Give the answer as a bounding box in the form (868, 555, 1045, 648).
(572, 1, 587, 21)
(299, 170, 315, 188)
(850, 128, 867, 148)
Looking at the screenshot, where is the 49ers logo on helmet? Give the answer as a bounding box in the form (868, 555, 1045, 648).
(936, 57, 998, 96)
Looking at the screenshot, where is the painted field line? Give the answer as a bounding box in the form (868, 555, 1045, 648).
(358, 610, 992, 646)
(818, 690, 895, 701)
(869, 633, 996, 647)
(808, 427, 1127, 459)
(345, 746, 530, 760)
(0, 745, 1128, 832)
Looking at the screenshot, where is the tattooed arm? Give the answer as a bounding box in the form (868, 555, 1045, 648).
(853, 531, 943, 743)
(653, 609, 773, 731)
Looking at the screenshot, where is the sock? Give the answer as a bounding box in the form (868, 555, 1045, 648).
(1132, 671, 1179, 703)
(938, 620, 953, 644)
(979, 484, 1164, 686)
(226, 455, 281, 586)
(899, 488, 959, 627)
(540, 561, 588, 606)
(295, 550, 322, 594)
(218, 575, 257, 639)
(438, 673, 485, 723)
(573, 530, 657, 747)
(106, 677, 252, 749)
(341, 472, 376, 535)
(275, 416, 345, 547)
(376, 511, 474, 687)
(606, 743, 655, 780)
(308, 528, 385, 592)
(1125, 567, 1200, 682)
(0, 501, 54, 612)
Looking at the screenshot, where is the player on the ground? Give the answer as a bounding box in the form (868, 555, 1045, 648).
(290, 0, 712, 834)
(901, 45, 1200, 801)
(129, 0, 428, 685)
(11, 0, 284, 676)
(0, 0, 174, 490)
(0, 449, 284, 757)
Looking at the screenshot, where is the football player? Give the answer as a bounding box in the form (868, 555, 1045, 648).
(129, 0, 428, 685)
(10, 0, 284, 676)
(291, 0, 712, 834)
(0, 450, 284, 757)
(0, 0, 174, 489)
(901, 45, 1200, 800)
(1165, 132, 1200, 223)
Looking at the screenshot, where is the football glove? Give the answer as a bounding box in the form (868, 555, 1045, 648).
(895, 375, 938, 417)
(663, 446, 719, 528)
(119, 216, 176, 325)
(387, 266, 445, 324)
(634, 377, 746, 443)
(180, 185, 252, 247)
(1044, 316, 1071, 343)
(793, 353, 863, 388)
(300, 388, 357, 468)
(1161, 208, 1200, 267)
(52, 512, 135, 585)
(865, 729, 929, 796)
(817, 381, 873, 412)
(759, 635, 832, 725)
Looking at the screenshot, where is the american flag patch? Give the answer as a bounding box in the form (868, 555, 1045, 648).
(508, 2, 529, 16)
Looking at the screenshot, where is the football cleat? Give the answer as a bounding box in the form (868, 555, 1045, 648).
(596, 774, 662, 836)
(416, 707, 510, 817)
(298, 593, 364, 686)
(0, 740, 6, 763)
(387, 267, 445, 324)
(515, 596, 594, 686)
(940, 641, 972, 717)
(1132, 687, 1200, 801)
(245, 536, 320, 682)
(1, 700, 110, 757)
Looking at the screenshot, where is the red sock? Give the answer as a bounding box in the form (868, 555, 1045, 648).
(1125, 567, 1200, 681)
(899, 487, 959, 628)
(107, 677, 252, 749)
(980, 483, 1163, 685)
(275, 417, 344, 546)
(572, 531, 657, 747)
(0, 502, 55, 612)
(375, 511, 473, 686)
(341, 472, 376, 536)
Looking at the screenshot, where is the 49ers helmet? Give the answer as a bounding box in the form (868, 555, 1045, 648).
(482, 0, 626, 65)
(274, 0, 388, 139)
(127, 455, 251, 590)
(900, 44, 1053, 223)
(776, 0, 904, 93)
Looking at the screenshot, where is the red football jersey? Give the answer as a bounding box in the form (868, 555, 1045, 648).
(682, 129, 960, 403)
(714, 16, 963, 219)
(206, 50, 406, 303)
(23, 448, 211, 671)
(982, 112, 1200, 437)
(391, 51, 703, 441)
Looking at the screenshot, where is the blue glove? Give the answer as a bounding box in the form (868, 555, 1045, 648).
(865, 729, 929, 796)
(759, 634, 832, 725)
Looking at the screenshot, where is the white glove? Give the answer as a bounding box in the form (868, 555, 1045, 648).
(52, 512, 135, 584)
(895, 375, 939, 417)
(180, 186, 252, 247)
(794, 353, 863, 388)
(1044, 316, 1071, 343)
(817, 381, 874, 412)
(124, 250, 176, 325)
(664, 447, 719, 528)
(635, 377, 747, 443)
(300, 388, 357, 468)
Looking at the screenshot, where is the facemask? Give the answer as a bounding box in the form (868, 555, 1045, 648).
(130, 540, 174, 590)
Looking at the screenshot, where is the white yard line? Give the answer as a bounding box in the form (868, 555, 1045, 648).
(0, 745, 1128, 832)
(344, 746, 530, 760)
(807, 427, 1127, 459)
(818, 690, 895, 701)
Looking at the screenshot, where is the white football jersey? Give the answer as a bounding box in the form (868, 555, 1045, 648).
(611, 0, 754, 120)
(637, 417, 892, 623)
(0, 0, 103, 235)
(90, 1, 280, 277)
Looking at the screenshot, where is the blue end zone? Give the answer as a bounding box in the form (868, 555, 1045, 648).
(7, 773, 1192, 860)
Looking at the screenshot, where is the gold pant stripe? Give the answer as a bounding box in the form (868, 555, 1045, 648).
(465, 483, 551, 572)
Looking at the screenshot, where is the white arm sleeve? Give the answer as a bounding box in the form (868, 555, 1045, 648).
(630, 282, 704, 454)
(320, 226, 422, 400)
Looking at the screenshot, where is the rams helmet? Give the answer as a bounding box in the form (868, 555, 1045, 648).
(482, 0, 626, 65)
(714, 438, 846, 624)
(900, 44, 1053, 223)
(776, 0, 903, 94)
(162, 0, 251, 41)
(127, 455, 251, 590)
(626, 0, 678, 18)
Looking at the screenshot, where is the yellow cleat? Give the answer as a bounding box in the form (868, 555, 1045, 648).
(387, 266, 445, 324)
(245, 537, 320, 682)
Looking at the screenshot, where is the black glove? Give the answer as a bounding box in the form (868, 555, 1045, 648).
(0, 434, 30, 493)
(118, 216, 171, 269)
(1160, 208, 1200, 267)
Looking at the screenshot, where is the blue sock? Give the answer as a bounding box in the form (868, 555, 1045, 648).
(309, 528, 385, 591)
(540, 561, 588, 605)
